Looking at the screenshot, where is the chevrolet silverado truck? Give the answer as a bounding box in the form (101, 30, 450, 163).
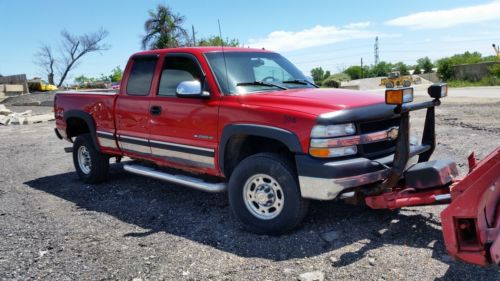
(54, 48, 499, 260)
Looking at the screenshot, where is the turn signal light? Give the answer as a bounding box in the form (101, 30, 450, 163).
(385, 87, 414, 105)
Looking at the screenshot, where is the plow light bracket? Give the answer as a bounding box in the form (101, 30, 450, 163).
(428, 83, 448, 99)
(385, 87, 414, 105)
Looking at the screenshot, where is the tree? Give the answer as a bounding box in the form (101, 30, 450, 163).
(369, 61, 392, 77)
(142, 4, 189, 50)
(34, 44, 56, 85)
(413, 65, 422, 74)
(393, 62, 409, 75)
(109, 66, 123, 82)
(417, 57, 434, 73)
(436, 58, 454, 81)
(310, 67, 330, 85)
(343, 66, 363, 80)
(198, 36, 239, 47)
(56, 28, 109, 87)
(35, 28, 109, 87)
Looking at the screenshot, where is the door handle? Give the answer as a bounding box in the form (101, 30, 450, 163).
(150, 105, 162, 116)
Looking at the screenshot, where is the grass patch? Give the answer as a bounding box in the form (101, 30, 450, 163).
(447, 76, 500, 87)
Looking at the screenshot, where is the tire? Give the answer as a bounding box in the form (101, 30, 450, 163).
(228, 153, 309, 235)
(72, 133, 109, 184)
(403, 80, 411, 87)
(385, 81, 394, 88)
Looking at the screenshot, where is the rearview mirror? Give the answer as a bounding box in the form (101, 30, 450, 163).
(176, 80, 209, 98)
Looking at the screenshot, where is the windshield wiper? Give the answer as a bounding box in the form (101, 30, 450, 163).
(282, 79, 319, 88)
(236, 81, 288, 90)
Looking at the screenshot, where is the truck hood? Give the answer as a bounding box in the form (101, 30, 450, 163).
(236, 88, 387, 117)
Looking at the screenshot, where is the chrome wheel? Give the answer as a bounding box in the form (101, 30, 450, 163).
(243, 174, 284, 220)
(77, 146, 92, 174)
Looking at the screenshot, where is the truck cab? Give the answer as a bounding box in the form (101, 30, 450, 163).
(54, 47, 451, 235)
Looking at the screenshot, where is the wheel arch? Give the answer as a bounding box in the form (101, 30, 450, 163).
(63, 110, 100, 151)
(219, 124, 303, 177)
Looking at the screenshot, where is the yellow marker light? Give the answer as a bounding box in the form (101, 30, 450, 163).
(309, 146, 358, 158)
(385, 87, 414, 105)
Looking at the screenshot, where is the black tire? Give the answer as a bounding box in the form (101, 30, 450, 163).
(72, 133, 109, 184)
(228, 153, 309, 235)
(403, 80, 411, 87)
(385, 81, 394, 88)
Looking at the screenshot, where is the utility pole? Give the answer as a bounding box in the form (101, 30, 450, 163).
(360, 57, 364, 79)
(374, 36, 379, 65)
(192, 25, 196, 46)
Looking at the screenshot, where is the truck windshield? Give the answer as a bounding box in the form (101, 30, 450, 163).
(205, 52, 313, 95)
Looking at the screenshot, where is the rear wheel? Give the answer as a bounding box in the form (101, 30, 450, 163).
(228, 153, 309, 235)
(72, 134, 109, 184)
(403, 80, 411, 87)
(385, 81, 394, 88)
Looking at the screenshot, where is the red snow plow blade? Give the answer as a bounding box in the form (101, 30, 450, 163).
(365, 147, 499, 266)
(441, 148, 500, 266)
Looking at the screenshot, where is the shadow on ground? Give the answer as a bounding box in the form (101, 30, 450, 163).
(24, 164, 498, 279)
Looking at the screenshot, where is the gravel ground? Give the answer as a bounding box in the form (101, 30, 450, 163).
(0, 97, 499, 280)
(1, 92, 56, 107)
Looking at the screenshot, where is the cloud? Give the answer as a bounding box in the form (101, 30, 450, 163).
(385, 1, 500, 29)
(247, 22, 378, 52)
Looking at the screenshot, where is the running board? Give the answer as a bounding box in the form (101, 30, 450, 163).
(123, 164, 227, 193)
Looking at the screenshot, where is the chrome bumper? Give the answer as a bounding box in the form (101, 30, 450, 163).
(299, 169, 390, 200)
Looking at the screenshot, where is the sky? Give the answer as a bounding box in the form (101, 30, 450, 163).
(1, 0, 499, 83)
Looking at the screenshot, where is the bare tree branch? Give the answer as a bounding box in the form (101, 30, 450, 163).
(34, 44, 56, 85)
(57, 28, 110, 87)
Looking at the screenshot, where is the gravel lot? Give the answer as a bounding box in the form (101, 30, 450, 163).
(0, 96, 499, 280)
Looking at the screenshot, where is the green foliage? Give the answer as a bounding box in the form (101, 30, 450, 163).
(343, 66, 363, 80)
(489, 63, 500, 78)
(109, 66, 123, 82)
(436, 58, 454, 81)
(369, 61, 392, 77)
(310, 67, 331, 85)
(417, 57, 434, 73)
(198, 36, 239, 47)
(74, 75, 96, 84)
(413, 65, 422, 74)
(447, 76, 500, 87)
(142, 4, 189, 50)
(393, 62, 409, 75)
(321, 73, 350, 88)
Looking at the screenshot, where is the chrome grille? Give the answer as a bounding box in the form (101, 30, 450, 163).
(358, 117, 400, 159)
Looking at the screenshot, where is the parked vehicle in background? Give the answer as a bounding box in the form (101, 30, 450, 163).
(380, 71, 413, 88)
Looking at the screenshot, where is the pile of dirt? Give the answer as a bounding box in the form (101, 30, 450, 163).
(1, 91, 56, 107)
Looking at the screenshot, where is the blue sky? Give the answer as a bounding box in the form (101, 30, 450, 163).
(1, 0, 499, 83)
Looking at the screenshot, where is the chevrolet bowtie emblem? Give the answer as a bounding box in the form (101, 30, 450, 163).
(387, 127, 399, 140)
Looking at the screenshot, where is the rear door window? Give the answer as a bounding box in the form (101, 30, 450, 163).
(126, 57, 157, 96)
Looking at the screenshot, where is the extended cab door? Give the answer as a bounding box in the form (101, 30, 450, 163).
(148, 53, 219, 172)
(115, 55, 159, 156)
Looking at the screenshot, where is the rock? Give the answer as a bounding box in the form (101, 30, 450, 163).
(320, 230, 340, 242)
(329, 256, 339, 263)
(298, 271, 324, 281)
(368, 258, 376, 266)
(132, 278, 143, 281)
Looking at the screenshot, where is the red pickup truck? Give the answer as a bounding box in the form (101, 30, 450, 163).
(53, 47, 458, 235)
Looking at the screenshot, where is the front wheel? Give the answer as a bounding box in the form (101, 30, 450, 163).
(72, 134, 109, 184)
(228, 153, 309, 235)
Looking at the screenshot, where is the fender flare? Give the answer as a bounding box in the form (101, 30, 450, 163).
(63, 110, 100, 151)
(219, 124, 303, 174)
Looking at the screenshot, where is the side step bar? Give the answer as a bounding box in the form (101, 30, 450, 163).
(123, 164, 227, 193)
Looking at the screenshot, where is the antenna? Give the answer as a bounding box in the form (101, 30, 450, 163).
(374, 36, 379, 65)
(218, 19, 230, 94)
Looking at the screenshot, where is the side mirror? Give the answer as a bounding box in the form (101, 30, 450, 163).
(176, 80, 209, 98)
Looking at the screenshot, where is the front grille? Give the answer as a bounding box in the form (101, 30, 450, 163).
(358, 117, 400, 159)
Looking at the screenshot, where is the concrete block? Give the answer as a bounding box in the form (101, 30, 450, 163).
(0, 115, 10, 125)
(0, 104, 12, 115)
(26, 114, 54, 124)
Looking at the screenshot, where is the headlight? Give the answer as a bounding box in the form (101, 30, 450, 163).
(310, 123, 356, 138)
(309, 146, 358, 158)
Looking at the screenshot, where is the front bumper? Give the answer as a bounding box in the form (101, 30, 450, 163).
(296, 144, 430, 200)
